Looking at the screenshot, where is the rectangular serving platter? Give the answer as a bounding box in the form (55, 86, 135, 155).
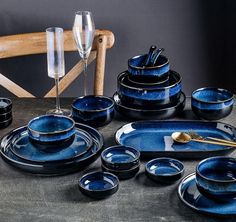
(115, 121, 236, 159)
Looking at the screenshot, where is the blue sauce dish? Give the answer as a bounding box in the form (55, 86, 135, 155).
(0, 98, 12, 114)
(72, 95, 114, 127)
(101, 145, 140, 170)
(191, 87, 234, 120)
(117, 71, 182, 107)
(78, 171, 119, 199)
(146, 158, 185, 184)
(128, 54, 169, 77)
(28, 115, 76, 152)
(196, 156, 236, 201)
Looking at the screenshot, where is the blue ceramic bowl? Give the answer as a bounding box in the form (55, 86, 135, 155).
(101, 145, 140, 170)
(145, 158, 185, 184)
(117, 71, 182, 107)
(128, 54, 170, 77)
(28, 115, 76, 152)
(78, 171, 119, 199)
(191, 87, 234, 120)
(0, 98, 12, 114)
(196, 156, 236, 201)
(72, 95, 114, 127)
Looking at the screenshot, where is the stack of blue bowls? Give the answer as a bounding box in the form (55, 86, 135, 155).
(113, 46, 186, 120)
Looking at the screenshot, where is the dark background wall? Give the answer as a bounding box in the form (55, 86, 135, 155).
(0, 0, 235, 97)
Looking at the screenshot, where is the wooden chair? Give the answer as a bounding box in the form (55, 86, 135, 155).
(0, 29, 115, 97)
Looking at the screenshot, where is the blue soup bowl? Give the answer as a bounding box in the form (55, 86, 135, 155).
(117, 71, 182, 107)
(101, 145, 140, 170)
(78, 171, 119, 199)
(28, 115, 76, 152)
(196, 156, 236, 201)
(146, 158, 185, 184)
(191, 87, 234, 120)
(128, 54, 170, 77)
(72, 95, 114, 128)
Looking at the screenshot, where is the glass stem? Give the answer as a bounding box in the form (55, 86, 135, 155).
(55, 77, 61, 112)
(83, 59, 88, 96)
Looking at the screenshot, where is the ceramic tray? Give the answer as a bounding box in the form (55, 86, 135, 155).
(115, 121, 236, 159)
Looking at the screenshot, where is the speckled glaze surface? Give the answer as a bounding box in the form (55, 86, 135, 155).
(196, 156, 236, 200)
(128, 54, 169, 77)
(178, 173, 236, 217)
(72, 95, 115, 127)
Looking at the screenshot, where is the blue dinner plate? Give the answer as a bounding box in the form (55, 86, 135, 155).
(10, 129, 93, 163)
(178, 173, 236, 217)
(115, 121, 236, 159)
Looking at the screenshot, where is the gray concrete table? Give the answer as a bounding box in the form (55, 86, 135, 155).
(0, 97, 235, 222)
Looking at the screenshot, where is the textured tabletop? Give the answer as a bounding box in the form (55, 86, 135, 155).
(0, 97, 235, 222)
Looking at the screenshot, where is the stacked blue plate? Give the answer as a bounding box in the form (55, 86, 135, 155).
(114, 47, 185, 120)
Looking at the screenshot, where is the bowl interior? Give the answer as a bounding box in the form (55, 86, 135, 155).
(0, 98, 11, 108)
(192, 88, 233, 103)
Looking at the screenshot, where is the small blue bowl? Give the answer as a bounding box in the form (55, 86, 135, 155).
(72, 95, 114, 127)
(146, 158, 185, 184)
(78, 171, 119, 199)
(101, 145, 140, 170)
(191, 87, 234, 120)
(196, 156, 236, 201)
(28, 115, 76, 152)
(0, 98, 12, 114)
(128, 54, 170, 77)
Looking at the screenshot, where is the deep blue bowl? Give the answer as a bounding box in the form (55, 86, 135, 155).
(117, 71, 182, 107)
(128, 54, 170, 77)
(28, 115, 76, 152)
(78, 171, 119, 199)
(0, 98, 12, 114)
(146, 158, 185, 184)
(196, 156, 236, 201)
(191, 87, 234, 120)
(72, 95, 114, 127)
(101, 145, 140, 170)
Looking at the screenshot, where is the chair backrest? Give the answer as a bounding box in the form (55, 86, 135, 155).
(0, 29, 115, 97)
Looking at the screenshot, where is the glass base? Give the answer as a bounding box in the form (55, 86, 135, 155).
(46, 108, 72, 117)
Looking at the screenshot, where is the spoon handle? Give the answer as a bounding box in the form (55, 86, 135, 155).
(143, 45, 157, 67)
(191, 138, 236, 147)
(207, 137, 236, 146)
(151, 48, 164, 65)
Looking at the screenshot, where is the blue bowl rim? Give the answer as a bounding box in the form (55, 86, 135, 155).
(145, 157, 185, 177)
(0, 97, 12, 108)
(191, 87, 234, 104)
(102, 162, 140, 173)
(196, 156, 236, 183)
(118, 71, 181, 91)
(127, 74, 169, 86)
(78, 171, 119, 192)
(72, 95, 115, 113)
(28, 114, 75, 135)
(101, 145, 140, 165)
(128, 54, 169, 70)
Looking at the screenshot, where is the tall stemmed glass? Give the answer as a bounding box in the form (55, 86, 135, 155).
(73, 11, 95, 96)
(46, 27, 71, 116)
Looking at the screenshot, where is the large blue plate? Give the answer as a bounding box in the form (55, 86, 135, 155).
(178, 173, 236, 217)
(0, 123, 103, 175)
(115, 121, 236, 159)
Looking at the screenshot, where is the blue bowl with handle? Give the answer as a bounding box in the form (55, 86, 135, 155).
(28, 114, 76, 152)
(72, 95, 114, 127)
(128, 54, 169, 77)
(196, 156, 236, 201)
(191, 87, 234, 120)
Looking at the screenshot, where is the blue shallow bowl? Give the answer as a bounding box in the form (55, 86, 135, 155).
(145, 158, 185, 183)
(196, 156, 236, 201)
(78, 171, 119, 199)
(128, 54, 170, 77)
(28, 115, 75, 152)
(72, 95, 114, 127)
(191, 87, 234, 120)
(101, 145, 140, 170)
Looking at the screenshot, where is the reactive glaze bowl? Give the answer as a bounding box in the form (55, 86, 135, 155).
(78, 171, 119, 199)
(0, 98, 12, 114)
(0, 117, 12, 129)
(191, 87, 234, 120)
(145, 158, 185, 184)
(28, 115, 75, 152)
(196, 156, 236, 201)
(72, 95, 114, 127)
(128, 54, 169, 77)
(117, 71, 182, 107)
(101, 145, 140, 170)
(0, 111, 12, 122)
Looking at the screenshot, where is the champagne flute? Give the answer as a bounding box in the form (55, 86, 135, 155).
(46, 27, 71, 116)
(73, 11, 95, 96)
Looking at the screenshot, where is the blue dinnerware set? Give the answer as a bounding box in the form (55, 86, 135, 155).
(0, 98, 12, 129)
